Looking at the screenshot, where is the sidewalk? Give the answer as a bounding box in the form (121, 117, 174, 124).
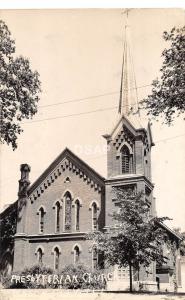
(1, 290, 185, 300)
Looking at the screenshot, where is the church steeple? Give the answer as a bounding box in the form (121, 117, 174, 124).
(104, 10, 155, 227)
(118, 9, 140, 117)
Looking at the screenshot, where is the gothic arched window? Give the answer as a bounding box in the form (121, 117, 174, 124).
(55, 201, 61, 233)
(121, 145, 131, 174)
(74, 245, 80, 264)
(37, 248, 43, 264)
(38, 207, 45, 233)
(92, 202, 98, 231)
(53, 247, 60, 271)
(75, 200, 80, 231)
(64, 192, 72, 232)
(92, 247, 98, 270)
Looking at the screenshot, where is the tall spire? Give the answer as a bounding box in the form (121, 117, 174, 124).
(118, 9, 140, 117)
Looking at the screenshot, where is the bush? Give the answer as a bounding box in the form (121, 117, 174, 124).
(1, 263, 106, 290)
(1, 264, 53, 289)
(59, 264, 106, 290)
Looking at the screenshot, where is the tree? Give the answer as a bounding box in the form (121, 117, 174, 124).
(179, 233, 185, 256)
(0, 20, 41, 150)
(173, 228, 185, 256)
(141, 26, 185, 125)
(0, 204, 17, 249)
(87, 188, 170, 292)
(0, 204, 17, 277)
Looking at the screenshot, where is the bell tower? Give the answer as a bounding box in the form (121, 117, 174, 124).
(104, 10, 156, 228)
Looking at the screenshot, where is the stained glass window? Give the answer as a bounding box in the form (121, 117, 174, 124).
(39, 207, 44, 233)
(64, 192, 72, 231)
(92, 202, 98, 231)
(75, 200, 80, 231)
(55, 201, 60, 232)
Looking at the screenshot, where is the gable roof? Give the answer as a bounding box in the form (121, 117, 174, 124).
(158, 222, 182, 241)
(103, 115, 154, 147)
(28, 147, 105, 202)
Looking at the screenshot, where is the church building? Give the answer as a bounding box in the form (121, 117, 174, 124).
(0, 17, 182, 292)
(0, 111, 181, 291)
(13, 108, 154, 273)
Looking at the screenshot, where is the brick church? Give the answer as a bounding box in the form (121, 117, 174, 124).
(0, 20, 182, 291)
(0, 114, 182, 291)
(14, 112, 155, 272)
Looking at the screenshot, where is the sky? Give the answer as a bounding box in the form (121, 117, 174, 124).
(0, 8, 185, 230)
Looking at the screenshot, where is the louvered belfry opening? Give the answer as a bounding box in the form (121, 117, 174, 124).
(121, 145, 130, 174)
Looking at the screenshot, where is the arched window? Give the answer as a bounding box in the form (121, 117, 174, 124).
(74, 245, 80, 264)
(38, 207, 45, 233)
(64, 192, 72, 232)
(37, 248, 43, 264)
(75, 200, 80, 231)
(55, 201, 61, 233)
(92, 202, 98, 231)
(121, 145, 131, 174)
(53, 247, 60, 271)
(92, 247, 98, 270)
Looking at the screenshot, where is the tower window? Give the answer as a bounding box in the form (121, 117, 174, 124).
(121, 145, 131, 174)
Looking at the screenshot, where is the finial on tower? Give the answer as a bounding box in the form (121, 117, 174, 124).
(18, 164, 31, 198)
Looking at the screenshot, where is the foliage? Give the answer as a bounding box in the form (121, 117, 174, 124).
(141, 26, 185, 124)
(87, 188, 171, 291)
(0, 204, 17, 249)
(180, 235, 185, 256)
(173, 228, 185, 256)
(59, 264, 106, 290)
(1, 264, 53, 289)
(1, 263, 106, 289)
(0, 20, 41, 150)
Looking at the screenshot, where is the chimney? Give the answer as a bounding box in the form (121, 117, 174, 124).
(18, 164, 31, 198)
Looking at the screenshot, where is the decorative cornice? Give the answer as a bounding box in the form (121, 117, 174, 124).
(28, 148, 105, 204)
(113, 126, 135, 150)
(104, 115, 153, 151)
(105, 174, 154, 189)
(14, 232, 87, 241)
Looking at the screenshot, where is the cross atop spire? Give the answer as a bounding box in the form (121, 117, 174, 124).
(122, 8, 132, 19)
(118, 9, 140, 117)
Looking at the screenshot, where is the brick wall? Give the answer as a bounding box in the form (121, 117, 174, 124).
(25, 168, 104, 235)
(106, 122, 152, 180)
(14, 166, 105, 272)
